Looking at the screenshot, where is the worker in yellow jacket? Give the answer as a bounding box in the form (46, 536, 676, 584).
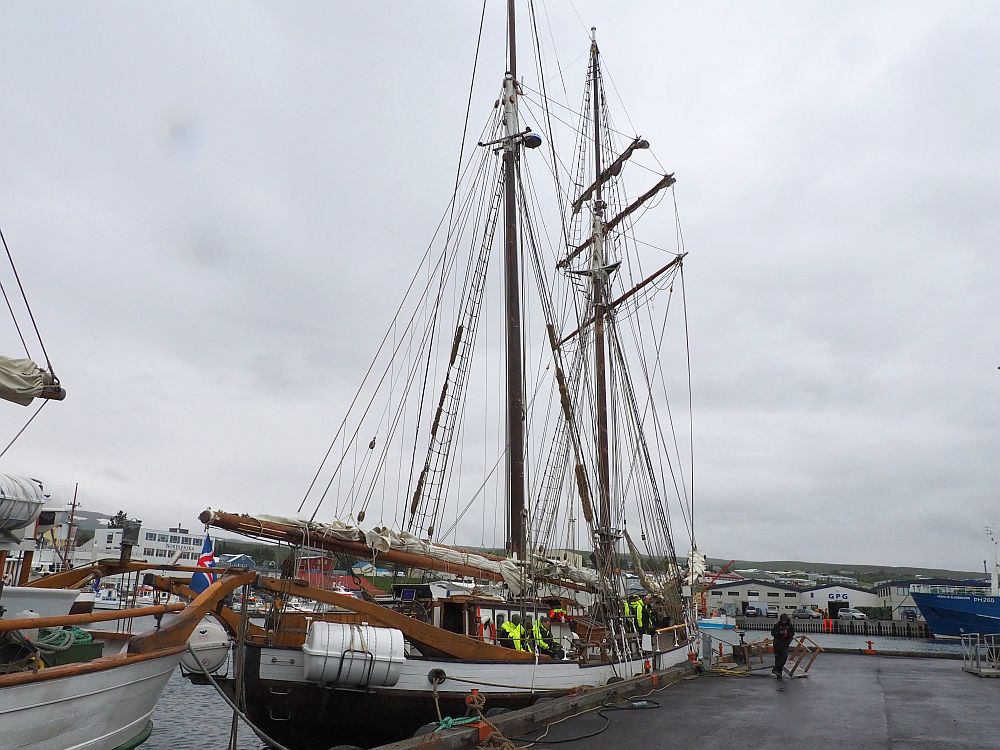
(499, 613, 526, 650)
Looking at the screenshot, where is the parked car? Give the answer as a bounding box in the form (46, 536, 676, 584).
(744, 605, 764, 617)
(792, 607, 821, 620)
(838, 608, 868, 620)
(766, 605, 779, 617)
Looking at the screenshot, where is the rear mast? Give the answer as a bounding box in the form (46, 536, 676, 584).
(502, 0, 526, 562)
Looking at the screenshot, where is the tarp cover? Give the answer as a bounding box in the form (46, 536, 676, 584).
(259, 514, 527, 594)
(0, 356, 47, 406)
(256, 514, 601, 596)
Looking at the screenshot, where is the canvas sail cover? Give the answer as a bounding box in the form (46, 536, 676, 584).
(255, 514, 605, 596)
(259, 514, 528, 594)
(0, 356, 49, 406)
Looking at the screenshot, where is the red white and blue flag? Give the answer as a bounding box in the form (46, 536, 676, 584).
(189, 533, 216, 594)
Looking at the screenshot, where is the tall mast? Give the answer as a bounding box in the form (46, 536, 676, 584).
(589, 29, 613, 565)
(503, 0, 526, 560)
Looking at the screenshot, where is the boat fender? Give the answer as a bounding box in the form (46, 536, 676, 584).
(428, 667, 447, 685)
(605, 676, 625, 685)
(14, 610, 41, 642)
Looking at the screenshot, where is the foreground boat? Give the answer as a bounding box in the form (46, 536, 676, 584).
(1, 568, 253, 750)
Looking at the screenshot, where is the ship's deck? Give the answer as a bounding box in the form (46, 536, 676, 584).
(516, 654, 1000, 749)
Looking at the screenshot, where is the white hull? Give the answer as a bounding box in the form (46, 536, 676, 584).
(258, 642, 692, 695)
(0, 587, 81, 618)
(0, 652, 181, 750)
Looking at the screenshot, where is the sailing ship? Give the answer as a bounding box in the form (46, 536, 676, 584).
(182, 4, 698, 748)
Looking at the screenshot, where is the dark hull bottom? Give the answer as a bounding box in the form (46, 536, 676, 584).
(233, 648, 541, 750)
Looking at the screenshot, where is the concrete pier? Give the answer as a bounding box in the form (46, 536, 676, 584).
(514, 654, 999, 749)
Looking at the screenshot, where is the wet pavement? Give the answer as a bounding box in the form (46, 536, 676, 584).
(515, 654, 1000, 749)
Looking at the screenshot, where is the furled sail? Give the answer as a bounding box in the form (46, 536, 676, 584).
(259, 513, 527, 593)
(201, 509, 598, 596)
(0, 356, 65, 405)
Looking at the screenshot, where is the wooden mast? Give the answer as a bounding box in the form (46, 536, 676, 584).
(502, 0, 526, 561)
(589, 30, 613, 566)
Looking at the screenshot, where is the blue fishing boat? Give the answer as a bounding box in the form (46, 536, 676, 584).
(911, 530, 999, 638)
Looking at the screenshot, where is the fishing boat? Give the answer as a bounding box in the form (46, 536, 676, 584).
(183, 4, 698, 748)
(911, 529, 1000, 638)
(1, 560, 252, 750)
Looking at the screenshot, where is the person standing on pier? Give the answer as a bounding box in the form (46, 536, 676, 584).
(771, 613, 795, 679)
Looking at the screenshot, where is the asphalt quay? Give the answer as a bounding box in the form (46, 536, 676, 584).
(513, 654, 1000, 750)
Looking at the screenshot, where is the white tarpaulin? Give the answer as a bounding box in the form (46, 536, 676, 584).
(0, 356, 47, 406)
(257, 514, 605, 596)
(259, 514, 527, 595)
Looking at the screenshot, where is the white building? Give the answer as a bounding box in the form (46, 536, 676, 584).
(79, 524, 206, 578)
(705, 579, 802, 616)
(799, 584, 880, 617)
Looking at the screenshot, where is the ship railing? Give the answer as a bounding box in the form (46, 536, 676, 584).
(960, 633, 1000, 677)
(910, 585, 991, 596)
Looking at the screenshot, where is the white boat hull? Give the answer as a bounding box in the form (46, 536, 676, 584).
(0, 587, 81, 618)
(236, 642, 693, 749)
(259, 642, 691, 693)
(0, 651, 181, 750)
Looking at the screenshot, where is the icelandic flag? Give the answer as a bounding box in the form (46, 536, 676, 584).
(189, 533, 217, 594)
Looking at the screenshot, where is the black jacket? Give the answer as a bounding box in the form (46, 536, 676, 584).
(771, 621, 795, 647)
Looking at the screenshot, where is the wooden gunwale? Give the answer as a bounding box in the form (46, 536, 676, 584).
(0, 603, 187, 633)
(0, 644, 185, 689)
(25, 559, 249, 589)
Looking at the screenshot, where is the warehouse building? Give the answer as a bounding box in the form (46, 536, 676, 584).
(800, 584, 880, 618)
(705, 579, 802, 616)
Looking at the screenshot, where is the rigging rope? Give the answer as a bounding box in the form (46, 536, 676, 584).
(0, 226, 55, 377)
(0, 399, 48, 459)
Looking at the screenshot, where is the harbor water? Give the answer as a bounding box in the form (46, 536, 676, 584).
(141, 632, 961, 750)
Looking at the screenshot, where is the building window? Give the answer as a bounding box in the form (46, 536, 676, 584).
(728, 592, 739, 596)
(784, 592, 796, 597)
(145, 532, 156, 541)
(711, 590, 723, 596)
(182, 537, 191, 545)
(157, 534, 168, 542)
(156, 549, 167, 557)
(106, 533, 114, 544)
(169, 535, 180, 544)
(143, 548, 155, 556)
(747, 591, 759, 597)
(767, 592, 779, 598)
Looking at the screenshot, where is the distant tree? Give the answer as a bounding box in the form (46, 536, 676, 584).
(108, 510, 130, 528)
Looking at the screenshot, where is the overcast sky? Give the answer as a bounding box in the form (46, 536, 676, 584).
(1, 1, 997, 572)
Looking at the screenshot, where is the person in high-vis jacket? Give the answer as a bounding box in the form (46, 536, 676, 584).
(633, 596, 646, 631)
(500, 613, 526, 650)
(532, 615, 564, 659)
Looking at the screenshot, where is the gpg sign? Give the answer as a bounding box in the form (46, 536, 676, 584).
(828, 593, 850, 600)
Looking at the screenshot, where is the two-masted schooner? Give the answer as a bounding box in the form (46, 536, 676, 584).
(185, 4, 698, 748)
